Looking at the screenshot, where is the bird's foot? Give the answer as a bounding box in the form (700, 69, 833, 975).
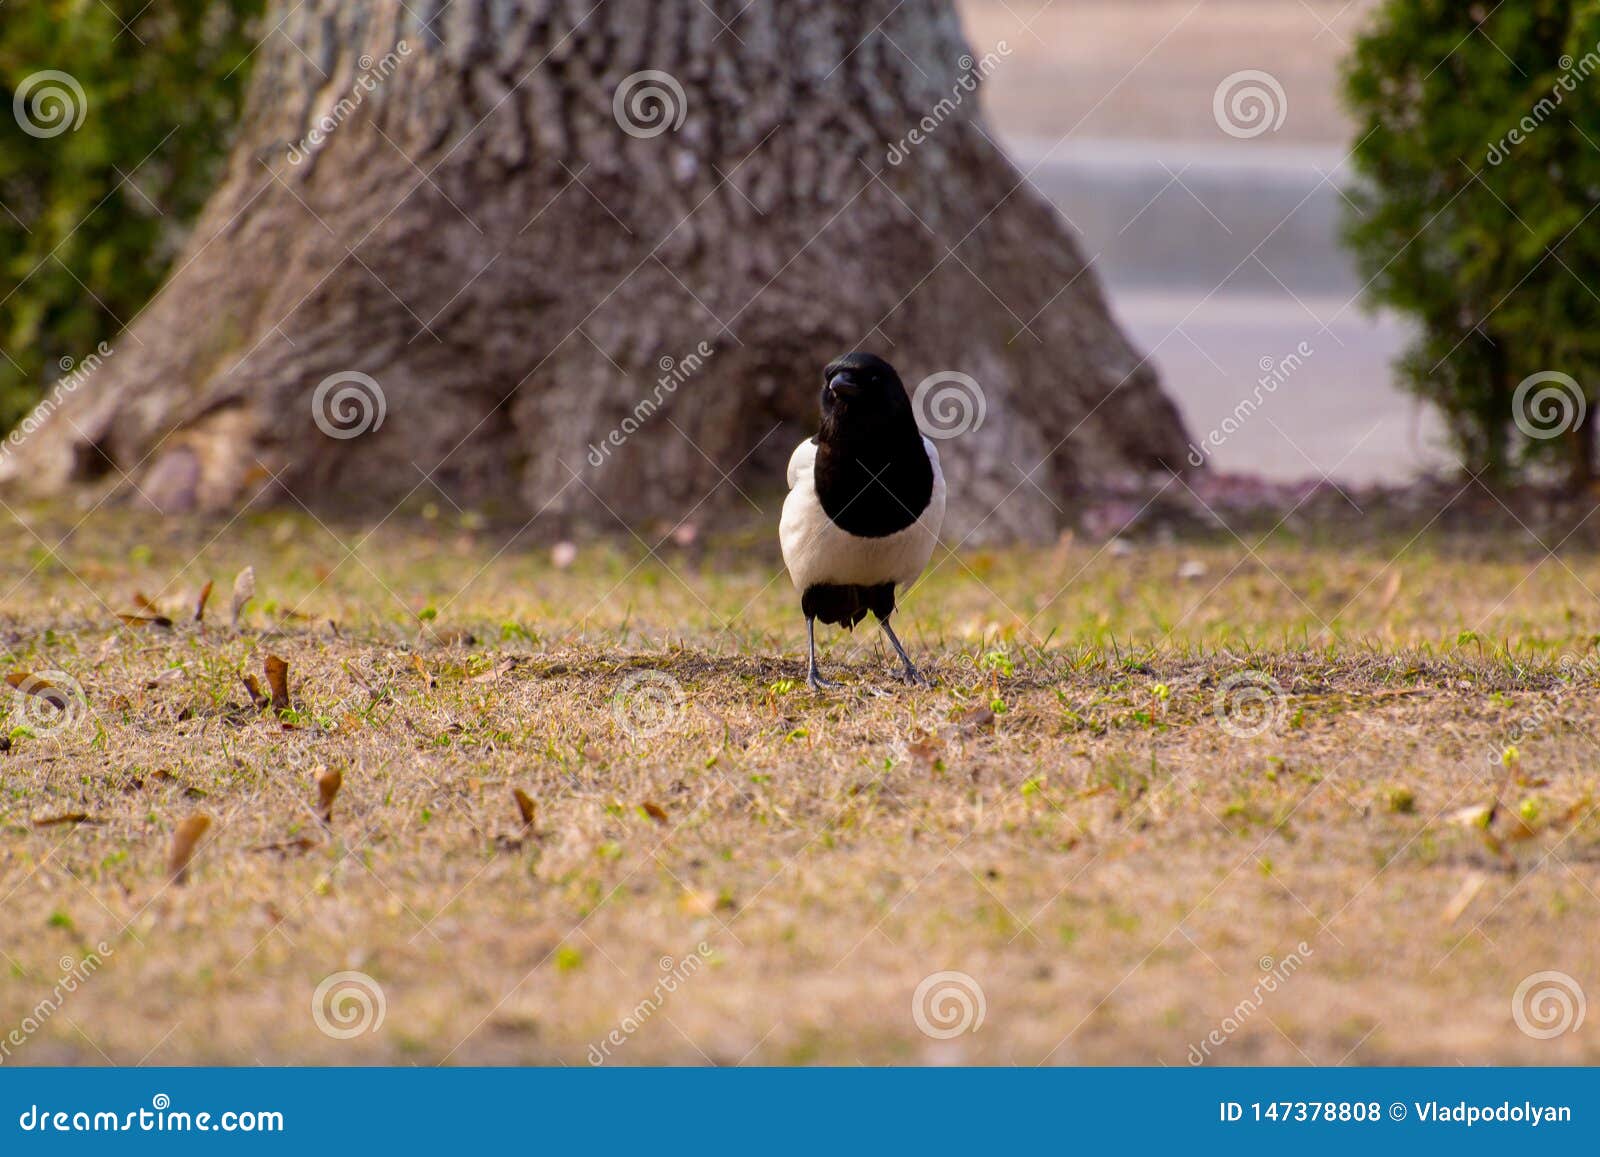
(897, 664, 929, 687)
(807, 669, 838, 692)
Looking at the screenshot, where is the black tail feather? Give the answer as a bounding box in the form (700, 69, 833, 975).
(802, 582, 896, 629)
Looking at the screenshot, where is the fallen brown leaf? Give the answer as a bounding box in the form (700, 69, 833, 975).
(167, 814, 212, 883)
(1545, 797, 1592, 833)
(116, 612, 174, 628)
(1447, 804, 1493, 829)
(231, 566, 256, 628)
(512, 788, 537, 828)
(956, 706, 996, 733)
(194, 580, 214, 623)
(680, 888, 717, 916)
(264, 655, 290, 712)
(6, 672, 73, 711)
(1440, 871, 1486, 925)
(250, 835, 318, 856)
(1502, 816, 1541, 843)
(31, 812, 100, 827)
(241, 673, 268, 712)
(641, 801, 669, 824)
(316, 766, 343, 823)
(344, 659, 377, 695)
(470, 659, 516, 683)
(1377, 568, 1403, 613)
(314, 766, 342, 820)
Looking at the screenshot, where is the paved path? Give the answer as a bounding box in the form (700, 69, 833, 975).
(1018, 138, 1456, 483)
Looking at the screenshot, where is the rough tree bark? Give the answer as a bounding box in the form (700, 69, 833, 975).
(1, 0, 1192, 541)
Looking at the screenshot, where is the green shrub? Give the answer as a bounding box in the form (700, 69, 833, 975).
(0, 0, 263, 433)
(1345, 0, 1600, 485)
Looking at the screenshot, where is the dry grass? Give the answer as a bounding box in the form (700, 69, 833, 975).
(3, 499, 1600, 1066)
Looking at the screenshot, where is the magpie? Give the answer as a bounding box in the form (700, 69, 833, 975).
(779, 353, 946, 689)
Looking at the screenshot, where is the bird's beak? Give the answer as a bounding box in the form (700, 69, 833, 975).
(825, 372, 860, 401)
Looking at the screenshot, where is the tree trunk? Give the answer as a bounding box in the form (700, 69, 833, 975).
(1, 0, 1192, 541)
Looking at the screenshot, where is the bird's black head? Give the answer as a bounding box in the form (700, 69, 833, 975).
(819, 352, 914, 435)
(810, 352, 933, 536)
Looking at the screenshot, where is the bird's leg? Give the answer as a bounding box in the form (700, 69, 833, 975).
(879, 617, 926, 685)
(806, 617, 837, 690)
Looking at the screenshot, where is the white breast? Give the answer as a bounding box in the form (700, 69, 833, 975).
(779, 437, 946, 592)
